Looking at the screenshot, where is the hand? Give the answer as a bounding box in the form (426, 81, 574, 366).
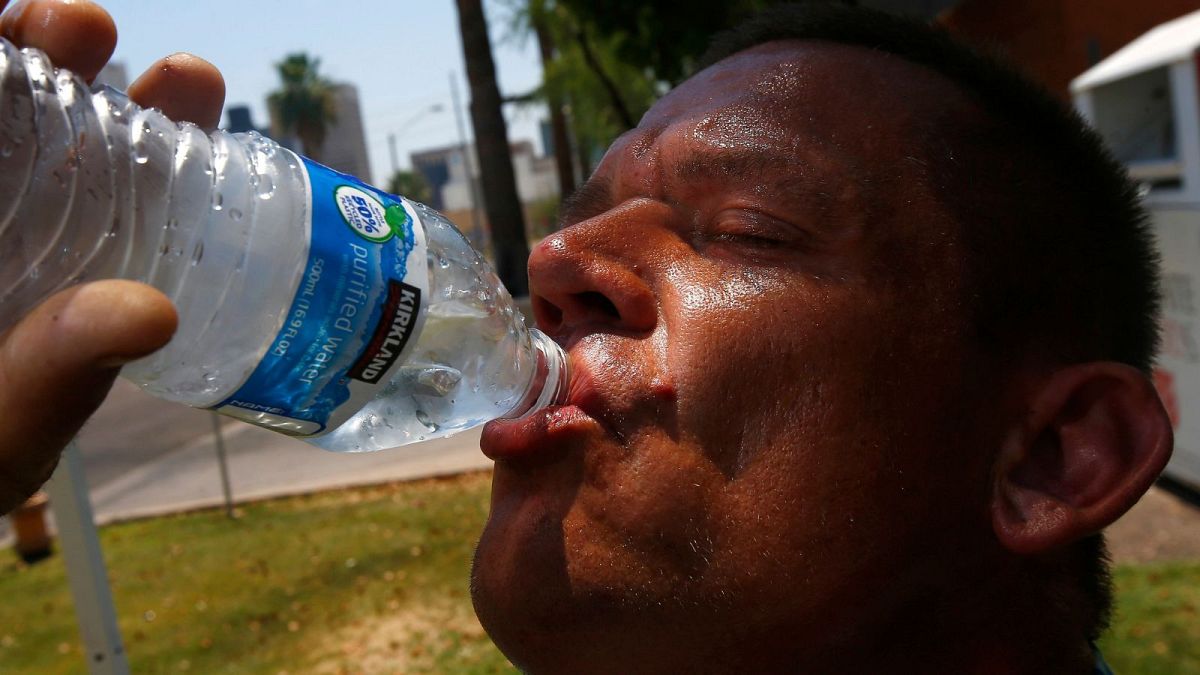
(0, 0, 225, 513)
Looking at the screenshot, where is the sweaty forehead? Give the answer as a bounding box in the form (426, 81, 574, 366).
(618, 40, 985, 182)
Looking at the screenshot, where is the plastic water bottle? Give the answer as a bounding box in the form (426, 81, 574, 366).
(0, 38, 568, 452)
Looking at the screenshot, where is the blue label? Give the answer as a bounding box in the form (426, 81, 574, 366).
(212, 158, 428, 436)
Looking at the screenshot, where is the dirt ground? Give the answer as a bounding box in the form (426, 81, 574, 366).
(1105, 483, 1200, 564)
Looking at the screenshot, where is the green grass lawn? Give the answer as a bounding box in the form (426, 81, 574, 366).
(0, 471, 1196, 674)
(1099, 561, 1200, 673)
(0, 472, 515, 674)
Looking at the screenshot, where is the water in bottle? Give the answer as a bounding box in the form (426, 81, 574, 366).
(0, 37, 568, 452)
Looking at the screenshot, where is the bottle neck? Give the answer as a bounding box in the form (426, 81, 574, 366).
(502, 328, 570, 420)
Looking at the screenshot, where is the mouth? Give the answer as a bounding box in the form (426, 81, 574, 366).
(480, 358, 608, 465)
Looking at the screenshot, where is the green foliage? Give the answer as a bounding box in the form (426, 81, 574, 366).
(267, 53, 338, 161)
(1098, 561, 1200, 673)
(388, 170, 433, 203)
(0, 474, 515, 674)
(501, 0, 793, 173)
(557, 0, 780, 85)
(526, 195, 561, 240)
(503, 0, 661, 167)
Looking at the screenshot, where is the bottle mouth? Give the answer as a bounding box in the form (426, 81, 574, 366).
(501, 329, 570, 420)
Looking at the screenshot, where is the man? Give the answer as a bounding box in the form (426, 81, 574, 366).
(0, 1, 1173, 673)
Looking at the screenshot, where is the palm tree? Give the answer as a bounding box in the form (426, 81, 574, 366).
(455, 0, 530, 297)
(267, 54, 338, 162)
(387, 170, 432, 204)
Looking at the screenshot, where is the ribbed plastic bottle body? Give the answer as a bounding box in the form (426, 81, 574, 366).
(0, 38, 566, 452)
(309, 203, 567, 453)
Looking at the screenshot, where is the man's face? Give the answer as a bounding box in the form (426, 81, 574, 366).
(474, 41, 1001, 670)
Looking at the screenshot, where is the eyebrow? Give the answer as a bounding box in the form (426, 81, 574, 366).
(672, 147, 796, 184)
(559, 174, 615, 227)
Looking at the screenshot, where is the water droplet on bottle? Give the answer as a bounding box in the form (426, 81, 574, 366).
(415, 365, 462, 397)
(256, 175, 275, 200)
(158, 242, 170, 256)
(167, 218, 179, 230)
(0, 145, 12, 158)
(190, 241, 205, 266)
(229, 208, 243, 221)
(212, 193, 224, 211)
(413, 410, 434, 430)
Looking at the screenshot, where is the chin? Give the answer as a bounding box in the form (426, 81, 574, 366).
(470, 507, 577, 670)
(471, 465, 576, 627)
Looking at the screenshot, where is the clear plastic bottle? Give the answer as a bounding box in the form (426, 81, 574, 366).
(0, 38, 568, 452)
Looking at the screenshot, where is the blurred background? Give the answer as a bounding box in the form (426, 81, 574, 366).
(1, 0, 1199, 673)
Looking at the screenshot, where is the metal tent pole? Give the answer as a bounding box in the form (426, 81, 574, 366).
(45, 441, 130, 674)
(210, 414, 235, 518)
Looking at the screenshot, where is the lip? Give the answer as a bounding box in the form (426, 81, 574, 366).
(481, 357, 607, 464)
(480, 404, 600, 464)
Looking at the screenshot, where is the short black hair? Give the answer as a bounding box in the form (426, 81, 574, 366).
(699, 1, 1160, 644)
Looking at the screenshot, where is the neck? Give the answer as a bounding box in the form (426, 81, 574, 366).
(803, 554, 1097, 675)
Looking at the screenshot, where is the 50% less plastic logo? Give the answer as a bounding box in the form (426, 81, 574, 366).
(334, 185, 409, 243)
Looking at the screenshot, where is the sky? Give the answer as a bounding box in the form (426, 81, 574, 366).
(98, 0, 547, 184)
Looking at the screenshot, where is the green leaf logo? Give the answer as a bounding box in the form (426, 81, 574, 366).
(385, 204, 409, 241)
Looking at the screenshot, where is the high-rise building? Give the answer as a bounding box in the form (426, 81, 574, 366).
(224, 105, 269, 137)
(409, 139, 561, 249)
(410, 144, 459, 211)
(267, 82, 372, 182)
(320, 83, 373, 183)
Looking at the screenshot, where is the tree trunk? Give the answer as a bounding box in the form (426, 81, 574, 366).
(454, 0, 530, 297)
(534, 15, 576, 202)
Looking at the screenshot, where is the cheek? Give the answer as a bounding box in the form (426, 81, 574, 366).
(664, 266, 856, 476)
(564, 431, 728, 587)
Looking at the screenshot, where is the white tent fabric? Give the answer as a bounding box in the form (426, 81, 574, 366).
(1073, 9, 1200, 92)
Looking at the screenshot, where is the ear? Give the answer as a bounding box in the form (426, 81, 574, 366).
(992, 362, 1173, 555)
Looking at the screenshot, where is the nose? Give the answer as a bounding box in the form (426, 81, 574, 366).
(527, 225, 657, 339)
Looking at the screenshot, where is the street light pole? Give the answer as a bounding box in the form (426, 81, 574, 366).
(388, 104, 445, 182)
(449, 70, 485, 248)
(388, 133, 399, 178)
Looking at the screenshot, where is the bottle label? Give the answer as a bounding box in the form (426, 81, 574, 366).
(210, 158, 429, 437)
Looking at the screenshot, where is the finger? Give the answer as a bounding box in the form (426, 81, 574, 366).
(0, 280, 176, 511)
(127, 53, 226, 131)
(0, 0, 117, 83)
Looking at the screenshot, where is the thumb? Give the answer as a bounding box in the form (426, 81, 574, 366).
(0, 280, 176, 512)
